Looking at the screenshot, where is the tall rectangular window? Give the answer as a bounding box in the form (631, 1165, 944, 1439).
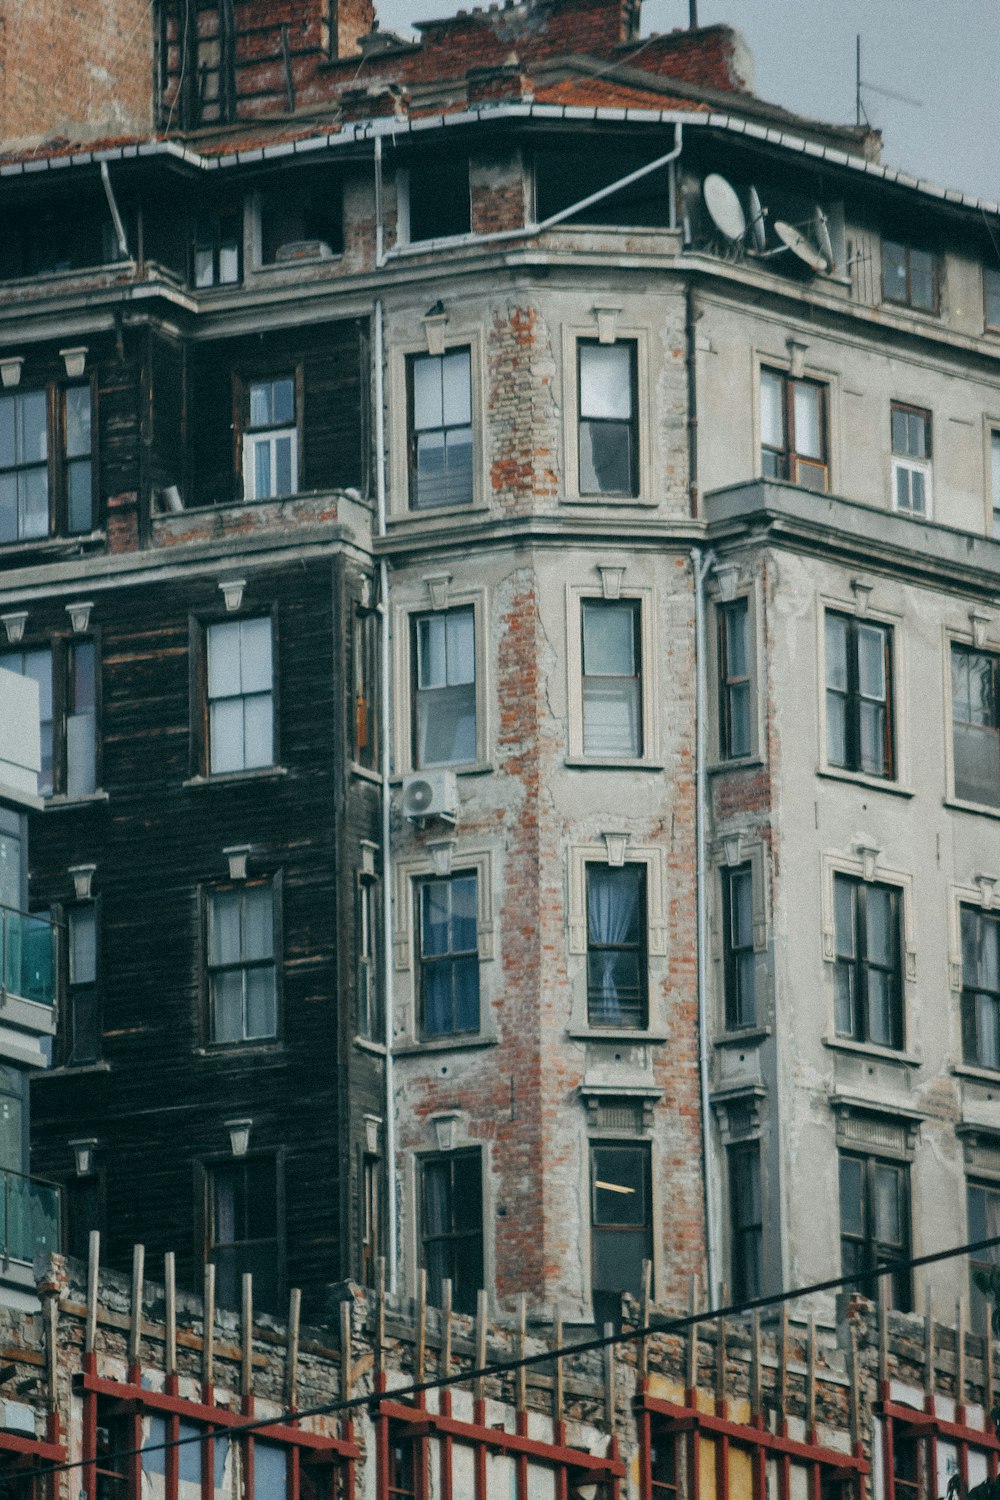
(882, 240, 937, 312)
(361, 1153, 381, 1291)
(408, 349, 473, 510)
(760, 368, 828, 491)
(961, 905, 1000, 1070)
(986, 267, 1000, 332)
(192, 209, 242, 287)
(66, 905, 99, 1065)
(581, 599, 642, 758)
(833, 875, 903, 1049)
(206, 617, 274, 774)
(723, 864, 755, 1030)
(590, 1142, 652, 1329)
(406, 156, 471, 243)
(0, 647, 53, 796)
(66, 640, 97, 798)
(412, 607, 476, 768)
(650, 1433, 680, 1500)
(728, 1140, 762, 1302)
(0, 390, 47, 542)
(587, 863, 646, 1028)
(207, 1156, 280, 1311)
(825, 613, 893, 778)
(891, 404, 931, 516)
(206, 882, 277, 1043)
(839, 1151, 911, 1310)
(242, 376, 297, 500)
(578, 341, 638, 497)
(358, 876, 382, 1042)
(353, 605, 379, 770)
(418, 874, 479, 1038)
(718, 598, 751, 759)
(991, 431, 1000, 541)
(968, 1180, 1000, 1333)
(420, 1149, 483, 1315)
(63, 386, 93, 535)
(951, 644, 1000, 807)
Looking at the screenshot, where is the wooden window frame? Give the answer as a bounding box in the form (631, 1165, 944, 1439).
(585, 861, 648, 1029)
(191, 608, 280, 780)
(825, 610, 895, 779)
(833, 873, 904, 1050)
(882, 240, 939, 313)
(727, 1138, 762, 1302)
(718, 596, 753, 761)
(577, 338, 640, 499)
(0, 630, 102, 800)
(232, 366, 303, 503)
(202, 1150, 285, 1315)
(415, 871, 481, 1040)
(201, 874, 282, 1048)
(760, 367, 829, 491)
(405, 347, 474, 511)
(838, 1149, 912, 1310)
(0, 376, 98, 543)
(418, 1147, 484, 1316)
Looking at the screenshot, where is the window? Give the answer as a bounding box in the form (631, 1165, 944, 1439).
(581, 599, 642, 758)
(417, 874, 479, 1038)
(961, 905, 1000, 1069)
(361, 1153, 381, 1290)
(649, 1433, 680, 1500)
(968, 1179, 1000, 1332)
(586, 863, 646, 1028)
(358, 876, 382, 1042)
(352, 604, 379, 770)
(951, 644, 1000, 807)
(387, 1426, 418, 1500)
(728, 1140, 762, 1302)
(206, 882, 277, 1044)
(192, 208, 242, 287)
(259, 182, 343, 263)
(718, 598, 752, 759)
(838, 1150, 911, 1309)
(991, 430, 1000, 540)
(66, 905, 99, 1065)
(64, 1174, 100, 1262)
(405, 156, 470, 243)
(242, 377, 297, 500)
(412, 607, 476, 768)
(892, 1434, 922, 1500)
(833, 875, 903, 1049)
(420, 1149, 483, 1314)
(578, 341, 638, 497)
(534, 145, 672, 228)
(0, 383, 94, 542)
(723, 864, 755, 1029)
(1, 640, 97, 800)
(205, 617, 274, 774)
(760, 368, 827, 491)
(986, 266, 1000, 331)
(207, 1156, 280, 1312)
(407, 349, 473, 509)
(825, 613, 893, 778)
(882, 240, 937, 312)
(891, 404, 931, 516)
(590, 1142, 652, 1329)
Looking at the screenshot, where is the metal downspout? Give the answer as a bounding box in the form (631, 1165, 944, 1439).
(693, 543, 718, 1307)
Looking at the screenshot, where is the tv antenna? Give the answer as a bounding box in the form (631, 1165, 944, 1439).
(856, 35, 922, 127)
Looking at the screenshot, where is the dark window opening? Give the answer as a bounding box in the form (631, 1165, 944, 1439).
(968, 1179, 1000, 1333)
(952, 644, 1000, 807)
(892, 1432, 922, 1500)
(192, 208, 242, 287)
(839, 1150, 911, 1310)
(723, 864, 755, 1030)
(387, 1423, 419, 1500)
(590, 1141, 652, 1329)
(728, 1140, 762, 1302)
(586, 863, 647, 1029)
(207, 1156, 281, 1312)
(361, 1153, 382, 1291)
(418, 873, 480, 1038)
(67, 904, 99, 1065)
(718, 597, 752, 760)
(534, 146, 672, 228)
(825, 612, 893, 778)
(420, 1149, 483, 1315)
(353, 604, 379, 770)
(406, 157, 471, 242)
(358, 876, 383, 1042)
(882, 240, 938, 312)
(760, 367, 828, 491)
(65, 1175, 101, 1263)
(650, 1431, 680, 1500)
(578, 341, 639, 498)
(961, 906, 1000, 1071)
(986, 266, 1000, 331)
(260, 182, 343, 263)
(833, 875, 903, 1050)
(0, 191, 129, 282)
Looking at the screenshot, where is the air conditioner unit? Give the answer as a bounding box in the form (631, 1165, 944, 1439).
(399, 770, 458, 823)
(0, 1400, 35, 1437)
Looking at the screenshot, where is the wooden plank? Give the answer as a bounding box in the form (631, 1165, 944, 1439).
(85, 1230, 100, 1354)
(242, 1272, 253, 1397)
(203, 1263, 216, 1391)
(287, 1287, 302, 1409)
(129, 1243, 145, 1371)
(339, 1296, 352, 1401)
(165, 1252, 177, 1377)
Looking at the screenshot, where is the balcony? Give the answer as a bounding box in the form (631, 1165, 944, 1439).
(0, 1169, 60, 1264)
(0, 906, 56, 1009)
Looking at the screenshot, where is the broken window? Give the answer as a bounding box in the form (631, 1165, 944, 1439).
(723, 864, 755, 1030)
(586, 863, 646, 1028)
(838, 1150, 911, 1309)
(891, 403, 931, 516)
(534, 145, 672, 228)
(206, 880, 277, 1044)
(207, 1155, 281, 1312)
(405, 157, 471, 242)
(960, 905, 1000, 1071)
(882, 240, 937, 312)
(951, 643, 1000, 807)
(412, 607, 477, 768)
(259, 182, 343, 263)
(590, 1142, 652, 1329)
(581, 599, 642, 758)
(408, 349, 474, 509)
(825, 612, 894, 778)
(760, 368, 828, 491)
(420, 1149, 483, 1314)
(0, 189, 127, 281)
(833, 875, 903, 1050)
(205, 616, 275, 774)
(417, 873, 480, 1038)
(578, 341, 639, 497)
(242, 376, 298, 501)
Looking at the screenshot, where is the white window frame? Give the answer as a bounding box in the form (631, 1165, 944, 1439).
(242, 426, 299, 502)
(890, 403, 932, 519)
(392, 585, 489, 775)
(388, 328, 486, 519)
(565, 581, 659, 766)
(561, 320, 653, 505)
(392, 848, 495, 1048)
(566, 839, 667, 1037)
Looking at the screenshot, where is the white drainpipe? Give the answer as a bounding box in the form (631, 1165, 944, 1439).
(693, 544, 719, 1306)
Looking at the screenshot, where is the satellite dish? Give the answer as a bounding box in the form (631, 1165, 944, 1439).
(747, 184, 767, 253)
(814, 206, 834, 271)
(703, 173, 746, 243)
(773, 219, 827, 274)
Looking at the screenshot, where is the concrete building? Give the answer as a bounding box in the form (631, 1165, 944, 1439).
(2, 0, 1000, 1341)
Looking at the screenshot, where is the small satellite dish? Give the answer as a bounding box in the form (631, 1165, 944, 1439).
(747, 184, 767, 253)
(703, 173, 746, 243)
(814, 206, 834, 271)
(773, 219, 828, 274)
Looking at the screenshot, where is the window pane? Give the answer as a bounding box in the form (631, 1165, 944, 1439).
(579, 345, 632, 420)
(417, 682, 476, 766)
(450, 875, 478, 951)
(417, 615, 447, 688)
(211, 971, 244, 1043)
(412, 355, 443, 431)
(731, 868, 753, 948)
(827, 694, 847, 766)
(67, 458, 93, 533)
(19, 467, 48, 537)
(446, 609, 475, 685)
(580, 419, 632, 495)
(242, 887, 273, 961)
(66, 712, 97, 798)
(20, 391, 47, 464)
(421, 881, 451, 958)
(210, 699, 244, 773)
(249, 382, 271, 427)
(858, 626, 886, 700)
(583, 602, 636, 677)
(891, 407, 909, 454)
(0, 473, 15, 542)
(0, 400, 14, 470)
(865, 887, 892, 966)
(834, 877, 855, 957)
(441, 349, 472, 426)
(242, 693, 274, 768)
(874, 1164, 901, 1245)
(272, 378, 294, 425)
(859, 702, 886, 776)
(883, 240, 907, 300)
(246, 967, 277, 1038)
(793, 383, 822, 459)
(69, 907, 97, 985)
(825, 616, 848, 692)
(207, 621, 241, 699)
(910, 248, 936, 310)
(725, 601, 749, 678)
(583, 678, 640, 757)
(839, 1156, 864, 1238)
(274, 433, 294, 496)
(760, 370, 784, 450)
(65, 387, 91, 459)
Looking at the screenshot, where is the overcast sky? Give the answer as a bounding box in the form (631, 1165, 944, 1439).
(374, 0, 1000, 206)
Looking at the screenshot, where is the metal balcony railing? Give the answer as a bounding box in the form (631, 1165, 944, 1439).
(0, 905, 56, 1007)
(0, 1168, 60, 1264)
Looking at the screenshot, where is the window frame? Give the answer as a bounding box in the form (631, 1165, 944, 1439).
(959, 903, 1000, 1071)
(394, 589, 488, 776)
(881, 239, 939, 314)
(63, 899, 100, 1067)
(410, 604, 478, 771)
(352, 597, 379, 772)
(415, 870, 481, 1040)
(201, 875, 281, 1049)
(589, 1139, 653, 1328)
(0, 375, 98, 545)
(202, 1151, 284, 1314)
(838, 1148, 912, 1311)
(238, 371, 301, 502)
(824, 610, 895, 780)
(949, 639, 1000, 810)
(567, 585, 658, 766)
(985, 265, 1000, 333)
(357, 872, 383, 1044)
(568, 842, 667, 1036)
(0, 630, 102, 801)
(390, 332, 485, 519)
(580, 596, 644, 760)
(727, 1138, 763, 1303)
(417, 1146, 484, 1316)
(832, 873, 905, 1052)
(576, 338, 640, 500)
(190, 205, 243, 289)
(890, 402, 933, 518)
(967, 1176, 1000, 1333)
(562, 323, 652, 505)
(759, 365, 829, 492)
(717, 595, 754, 762)
(821, 852, 915, 1046)
(406, 347, 475, 512)
(722, 863, 756, 1031)
(392, 849, 494, 1048)
(585, 861, 648, 1030)
(193, 609, 279, 780)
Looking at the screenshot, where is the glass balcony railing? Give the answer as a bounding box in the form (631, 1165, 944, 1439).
(0, 905, 56, 1007)
(0, 1168, 60, 1263)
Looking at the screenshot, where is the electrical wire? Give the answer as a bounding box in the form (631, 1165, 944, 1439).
(14, 1230, 1000, 1486)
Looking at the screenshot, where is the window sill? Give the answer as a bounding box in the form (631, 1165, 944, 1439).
(564, 758, 664, 772)
(388, 501, 488, 524)
(350, 763, 382, 784)
(193, 1041, 283, 1058)
(715, 1026, 770, 1048)
(707, 756, 765, 775)
(43, 790, 110, 809)
(0, 530, 105, 561)
(248, 257, 344, 277)
(566, 1027, 668, 1043)
(40, 1060, 112, 1078)
(393, 1034, 498, 1056)
(817, 768, 913, 798)
(945, 795, 1000, 821)
(353, 1036, 387, 1055)
(560, 495, 660, 509)
(822, 1035, 922, 1068)
(951, 1062, 1000, 1085)
(183, 766, 289, 788)
(391, 762, 492, 782)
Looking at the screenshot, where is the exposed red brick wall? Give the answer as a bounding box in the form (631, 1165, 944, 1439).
(619, 25, 753, 93)
(0, 0, 152, 145)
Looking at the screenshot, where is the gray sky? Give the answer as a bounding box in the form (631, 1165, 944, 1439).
(374, 0, 1000, 205)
